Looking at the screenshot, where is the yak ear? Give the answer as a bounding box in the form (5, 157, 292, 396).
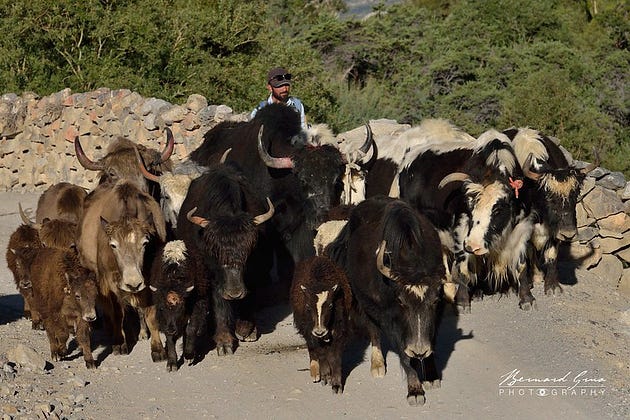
(145, 197, 167, 241)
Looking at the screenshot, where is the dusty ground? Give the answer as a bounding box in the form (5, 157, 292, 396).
(0, 192, 628, 419)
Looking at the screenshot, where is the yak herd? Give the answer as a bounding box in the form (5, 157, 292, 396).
(5, 103, 597, 405)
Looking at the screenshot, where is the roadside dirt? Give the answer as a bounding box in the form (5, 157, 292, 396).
(0, 192, 628, 419)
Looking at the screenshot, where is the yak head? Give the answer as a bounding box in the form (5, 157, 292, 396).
(186, 199, 274, 300)
(75, 128, 174, 191)
(100, 216, 153, 293)
(62, 252, 98, 322)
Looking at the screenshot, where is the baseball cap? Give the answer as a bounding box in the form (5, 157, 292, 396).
(267, 67, 292, 88)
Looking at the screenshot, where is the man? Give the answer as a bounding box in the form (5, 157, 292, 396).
(250, 66, 307, 130)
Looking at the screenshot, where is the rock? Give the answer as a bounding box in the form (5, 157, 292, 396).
(589, 254, 623, 287)
(598, 212, 630, 234)
(582, 186, 625, 220)
(575, 226, 599, 242)
(619, 270, 630, 297)
(596, 172, 626, 190)
(579, 164, 608, 179)
(617, 247, 630, 265)
(6, 343, 47, 371)
(599, 233, 630, 254)
(578, 176, 596, 201)
(185, 94, 208, 113)
(558, 240, 602, 269)
(160, 105, 187, 125)
(140, 98, 170, 116)
(622, 182, 630, 200)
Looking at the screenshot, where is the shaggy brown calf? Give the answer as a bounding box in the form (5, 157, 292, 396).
(6, 222, 43, 327)
(12, 247, 98, 368)
(290, 256, 352, 394)
(149, 240, 209, 371)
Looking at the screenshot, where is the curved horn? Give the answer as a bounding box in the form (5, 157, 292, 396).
(522, 154, 542, 181)
(376, 240, 396, 281)
(438, 172, 471, 189)
(257, 125, 294, 169)
(18, 203, 39, 229)
(157, 127, 175, 163)
(186, 207, 209, 228)
(580, 148, 600, 174)
(358, 123, 374, 154)
(135, 148, 160, 183)
(253, 197, 275, 225)
(74, 136, 104, 171)
(220, 148, 232, 164)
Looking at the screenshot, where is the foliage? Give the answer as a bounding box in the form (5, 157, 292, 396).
(0, 0, 627, 174)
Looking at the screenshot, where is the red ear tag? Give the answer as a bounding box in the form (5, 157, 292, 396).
(509, 177, 523, 199)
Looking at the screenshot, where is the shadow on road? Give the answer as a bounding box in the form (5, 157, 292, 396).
(0, 294, 23, 325)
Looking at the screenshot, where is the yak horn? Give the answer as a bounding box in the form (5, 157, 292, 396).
(186, 207, 209, 228)
(257, 125, 294, 169)
(438, 172, 470, 189)
(522, 154, 542, 181)
(253, 197, 275, 225)
(376, 240, 396, 281)
(135, 148, 160, 183)
(220, 148, 232, 164)
(74, 136, 104, 171)
(580, 148, 600, 174)
(358, 123, 374, 154)
(18, 203, 40, 229)
(156, 127, 175, 163)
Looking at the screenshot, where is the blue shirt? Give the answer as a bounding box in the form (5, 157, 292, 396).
(250, 95, 307, 130)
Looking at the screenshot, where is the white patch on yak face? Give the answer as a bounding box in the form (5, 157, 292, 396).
(315, 290, 329, 329)
(464, 181, 511, 255)
(163, 240, 187, 264)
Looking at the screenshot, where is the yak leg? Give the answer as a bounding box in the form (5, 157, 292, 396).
(143, 305, 166, 362)
(75, 319, 96, 369)
(137, 307, 149, 340)
(368, 325, 386, 378)
(417, 354, 441, 389)
(184, 298, 208, 365)
(212, 293, 235, 356)
(44, 316, 69, 361)
(401, 355, 426, 406)
(100, 295, 128, 355)
(328, 343, 344, 394)
(234, 297, 258, 342)
(542, 243, 563, 295)
(517, 261, 536, 311)
(165, 333, 179, 372)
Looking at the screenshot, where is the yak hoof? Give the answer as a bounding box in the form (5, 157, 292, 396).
(112, 343, 129, 355)
(166, 361, 179, 372)
(423, 379, 441, 390)
(151, 349, 167, 363)
(519, 299, 537, 311)
(332, 384, 343, 394)
(185, 357, 195, 366)
(31, 321, 44, 330)
(138, 329, 149, 341)
(370, 363, 386, 378)
(544, 283, 563, 295)
(85, 360, 97, 369)
(216, 344, 234, 356)
(406, 392, 426, 406)
(236, 326, 258, 342)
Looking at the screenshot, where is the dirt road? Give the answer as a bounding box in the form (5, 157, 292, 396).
(0, 192, 627, 419)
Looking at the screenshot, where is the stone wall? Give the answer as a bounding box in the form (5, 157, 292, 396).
(1, 88, 628, 294)
(0, 88, 246, 193)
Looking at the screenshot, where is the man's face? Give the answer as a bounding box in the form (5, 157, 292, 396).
(268, 83, 290, 103)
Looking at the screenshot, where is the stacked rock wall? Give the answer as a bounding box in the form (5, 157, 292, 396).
(1, 88, 628, 295)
